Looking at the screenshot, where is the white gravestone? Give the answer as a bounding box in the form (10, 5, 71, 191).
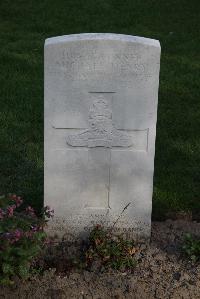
(44, 33, 161, 240)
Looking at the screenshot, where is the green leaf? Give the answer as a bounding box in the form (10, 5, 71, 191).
(2, 263, 14, 275)
(18, 264, 30, 279)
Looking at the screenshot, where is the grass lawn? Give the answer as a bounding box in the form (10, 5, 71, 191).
(0, 0, 200, 219)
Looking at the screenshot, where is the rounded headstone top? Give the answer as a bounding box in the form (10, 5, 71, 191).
(45, 33, 160, 48)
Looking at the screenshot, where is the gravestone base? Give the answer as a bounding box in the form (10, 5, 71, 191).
(47, 213, 151, 242)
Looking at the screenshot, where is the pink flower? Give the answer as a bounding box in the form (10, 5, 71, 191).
(13, 229, 22, 241)
(10, 195, 23, 207)
(6, 205, 16, 217)
(3, 230, 23, 243)
(8, 230, 23, 244)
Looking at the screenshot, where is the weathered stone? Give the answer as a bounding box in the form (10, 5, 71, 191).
(44, 33, 161, 240)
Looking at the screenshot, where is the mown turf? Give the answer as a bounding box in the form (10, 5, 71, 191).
(0, 0, 200, 219)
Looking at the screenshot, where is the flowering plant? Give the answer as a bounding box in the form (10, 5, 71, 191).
(84, 225, 137, 272)
(0, 194, 54, 285)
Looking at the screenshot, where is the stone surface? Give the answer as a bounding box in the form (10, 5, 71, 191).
(44, 33, 161, 240)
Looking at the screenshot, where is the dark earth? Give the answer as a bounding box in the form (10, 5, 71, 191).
(1, 220, 200, 299)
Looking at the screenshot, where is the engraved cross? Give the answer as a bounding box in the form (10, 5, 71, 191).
(65, 92, 134, 210)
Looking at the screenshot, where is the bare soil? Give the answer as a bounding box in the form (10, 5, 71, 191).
(1, 220, 200, 299)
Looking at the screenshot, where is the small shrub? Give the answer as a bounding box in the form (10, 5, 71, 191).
(84, 225, 138, 272)
(182, 233, 200, 262)
(0, 194, 54, 285)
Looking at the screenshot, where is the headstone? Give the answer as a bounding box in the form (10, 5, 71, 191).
(44, 33, 161, 240)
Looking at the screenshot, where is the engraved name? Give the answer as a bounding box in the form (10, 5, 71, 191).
(48, 50, 152, 81)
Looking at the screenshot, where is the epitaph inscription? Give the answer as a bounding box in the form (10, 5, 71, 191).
(67, 95, 133, 148)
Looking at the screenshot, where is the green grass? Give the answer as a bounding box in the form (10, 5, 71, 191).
(0, 0, 200, 219)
